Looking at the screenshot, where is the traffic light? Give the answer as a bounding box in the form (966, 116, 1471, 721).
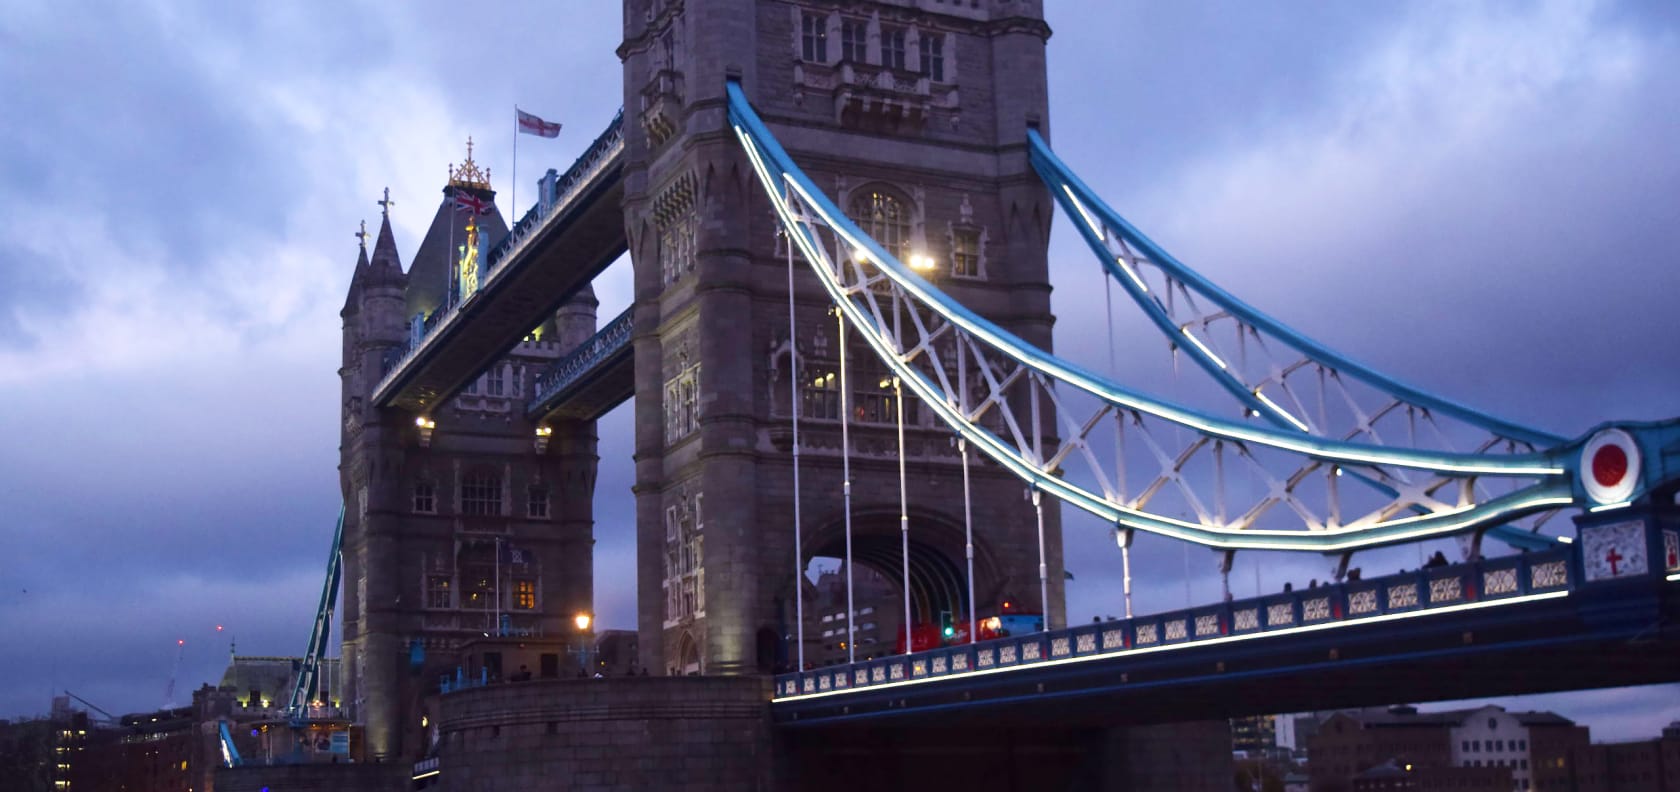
(939, 610, 955, 638)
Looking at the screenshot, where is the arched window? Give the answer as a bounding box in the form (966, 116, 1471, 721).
(848, 188, 911, 262)
(461, 470, 502, 516)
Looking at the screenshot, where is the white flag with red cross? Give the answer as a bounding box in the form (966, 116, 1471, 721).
(516, 108, 562, 138)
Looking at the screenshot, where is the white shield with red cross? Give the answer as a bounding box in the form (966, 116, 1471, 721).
(1581, 519, 1649, 582)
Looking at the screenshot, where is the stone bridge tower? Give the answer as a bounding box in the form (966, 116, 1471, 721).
(620, 0, 1062, 676)
(339, 156, 601, 761)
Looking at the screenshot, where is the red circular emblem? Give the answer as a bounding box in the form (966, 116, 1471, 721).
(1592, 444, 1628, 488)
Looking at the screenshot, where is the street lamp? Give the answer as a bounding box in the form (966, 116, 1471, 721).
(572, 612, 594, 676)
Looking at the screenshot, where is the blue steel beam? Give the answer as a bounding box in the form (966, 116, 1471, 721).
(1027, 131, 1573, 552)
(1026, 129, 1565, 450)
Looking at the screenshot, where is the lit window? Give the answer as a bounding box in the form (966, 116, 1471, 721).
(801, 12, 828, 62)
(514, 579, 535, 610)
(461, 471, 502, 516)
(802, 371, 840, 420)
(426, 576, 451, 609)
(952, 228, 981, 277)
(918, 33, 945, 81)
(848, 189, 910, 262)
(413, 481, 436, 514)
(527, 485, 550, 519)
(852, 384, 917, 425)
(881, 26, 906, 70)
(841, 18, 866, 63)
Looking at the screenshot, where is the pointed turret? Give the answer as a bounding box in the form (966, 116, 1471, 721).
(368, 192, 406, 289)
(407, 138, 509, 321)
(341, 221, 372, 318)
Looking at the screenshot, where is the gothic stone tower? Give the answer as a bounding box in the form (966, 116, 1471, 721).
(339, 153, 600, 760)
(621, 0, 1062, 676)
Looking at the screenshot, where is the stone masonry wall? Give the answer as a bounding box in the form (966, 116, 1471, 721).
(435, 676, 773, 791)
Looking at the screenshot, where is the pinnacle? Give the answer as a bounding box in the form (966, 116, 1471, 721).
(371, 213, 402, 272)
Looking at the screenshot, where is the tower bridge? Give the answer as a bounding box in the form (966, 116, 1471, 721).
(223, 1, 1680, 790)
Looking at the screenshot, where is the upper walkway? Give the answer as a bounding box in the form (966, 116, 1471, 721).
(373, 112, 628, 414)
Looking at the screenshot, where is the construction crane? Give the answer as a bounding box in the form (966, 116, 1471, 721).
(62, 690, 117, 724)
(164, 638, 184, 708)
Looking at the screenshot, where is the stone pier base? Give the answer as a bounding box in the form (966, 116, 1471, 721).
(434, 676, 774, 791)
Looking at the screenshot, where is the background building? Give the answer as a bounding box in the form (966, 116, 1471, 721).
(1310, 705, 1591, 792)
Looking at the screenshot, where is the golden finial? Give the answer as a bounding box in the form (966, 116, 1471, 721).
(355, 219, 369, 250)
(448, 136, 492, 190)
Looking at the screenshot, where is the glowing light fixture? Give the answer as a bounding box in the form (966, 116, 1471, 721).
(534, 425, 553, 455)
(908, 252, 936, 272)
(573, 612, 593, 632)
(416, 416, 437, 448)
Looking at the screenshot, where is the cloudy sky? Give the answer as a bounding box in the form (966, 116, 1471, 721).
(2, 1, 1676, 739)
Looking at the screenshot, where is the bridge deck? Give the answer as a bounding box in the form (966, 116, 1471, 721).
(773, 548, 1680, 726)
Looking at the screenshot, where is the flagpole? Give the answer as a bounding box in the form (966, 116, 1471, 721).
(511, 106, 518, 225)
(494, 536, 501, 636)
(447, 188, 456, 309)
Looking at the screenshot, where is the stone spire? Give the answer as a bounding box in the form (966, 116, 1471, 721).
(368, 189, 406, 287)
(341, 220, 373, 318)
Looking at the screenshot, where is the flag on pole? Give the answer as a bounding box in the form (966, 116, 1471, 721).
(452, 192, 492, 215)
(500, 544, 531, 565)
(516, 109, 562, 138)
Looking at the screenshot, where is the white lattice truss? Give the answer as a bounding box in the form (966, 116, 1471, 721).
(729, 84, 1576, 554)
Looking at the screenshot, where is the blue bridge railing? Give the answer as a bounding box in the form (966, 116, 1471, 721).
(774, 547, 1583, 701)
(528, 307, 633, 414)
(375, 110, 626, 396)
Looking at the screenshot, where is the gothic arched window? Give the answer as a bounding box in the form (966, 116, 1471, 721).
(848, 188, 911, 262)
